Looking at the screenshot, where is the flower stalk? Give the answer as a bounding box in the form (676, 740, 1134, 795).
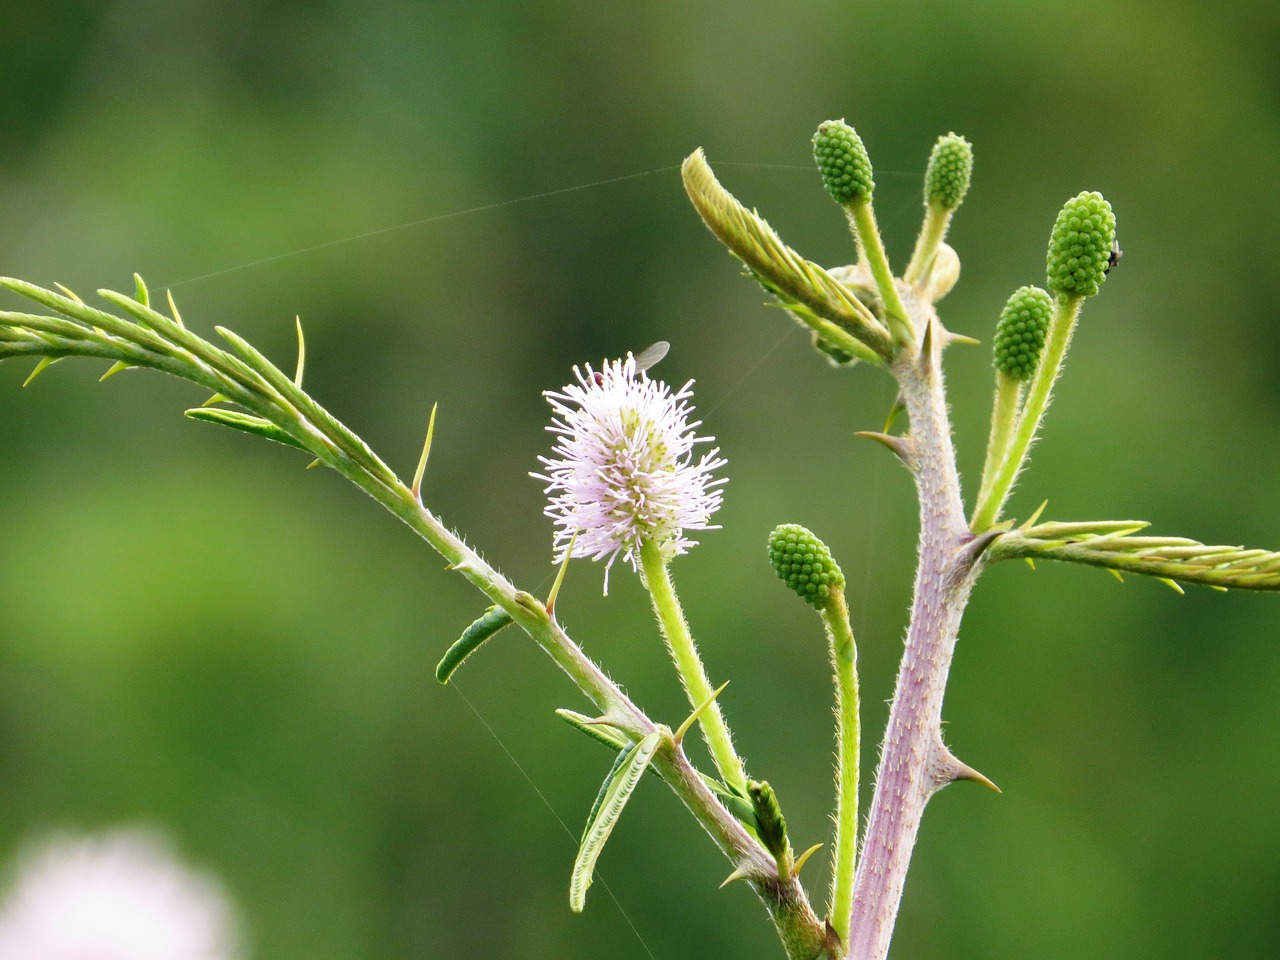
(640, 539, 748, 795)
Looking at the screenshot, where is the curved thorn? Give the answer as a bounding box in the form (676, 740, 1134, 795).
(201, 392, 230, 407)
(99, 360, 130, 382)
(1109, 568, 1125, 583)
(854, 431, 911, 464)
(166, 289, 185, 328)
(792, 842, 823, 878)
(22, 357, 58, 388)
(958, 529, 1003, 566)
(53, 283, 84, 304)
(882, 395, 906, 433)
(1020, 500, 1049, 530)
(545, 533, 577, 615)
(1158, 577, 1186, 595)
(305, 458, 322, 469)
(293, 316, 306, 388)
(943, 330, 980, 347)
(411, 402, 439, 501)
(719, 864, 752, 889)
(674, 680, 731, 744)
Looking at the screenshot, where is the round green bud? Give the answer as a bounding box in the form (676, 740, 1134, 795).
(768, 523, 845, 609)
(1046, 191, 1117, 298)
(924, 133, 973, 209)
(813, 120, 874, 205)
(993, 286, 1053, 381)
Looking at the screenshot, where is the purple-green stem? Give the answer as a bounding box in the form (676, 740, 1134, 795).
(845, 308, 986, 960)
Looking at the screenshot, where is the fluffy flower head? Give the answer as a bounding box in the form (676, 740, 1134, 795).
(535, 352, 726, 588)
(0, 830, 240, 960)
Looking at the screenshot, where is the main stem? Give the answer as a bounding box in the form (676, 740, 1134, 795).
(845, 320, 985, 960)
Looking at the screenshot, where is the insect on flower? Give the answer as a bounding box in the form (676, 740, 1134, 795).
(535, 343, 725, 592)
(589, 341, 669, 385)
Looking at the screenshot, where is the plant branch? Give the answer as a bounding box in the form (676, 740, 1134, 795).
(845, 307, 988, 960)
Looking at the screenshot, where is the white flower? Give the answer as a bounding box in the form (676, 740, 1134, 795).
(0, 829, 240, 960)
(534, 352, 726, 590)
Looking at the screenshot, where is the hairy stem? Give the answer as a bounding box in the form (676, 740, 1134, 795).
(823, 591, 860, 946)
(845, 314, 984, 960)
(971, 369, 1023, 526)
(971, 295, 1081, 531)
(639, 539, 748, 795)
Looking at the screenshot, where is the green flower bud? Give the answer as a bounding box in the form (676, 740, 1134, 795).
(993, 286, 1053, 381)
(813, 120, 874, 205)
(1046, 191, 1117, 298)
(768, 523, 845, 609)
(747, 779, 789, 861)
(924, 133, 973, 209)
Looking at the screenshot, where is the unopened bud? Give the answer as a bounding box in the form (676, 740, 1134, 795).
(1046, 191, 1117, 298)
(813, 120, 874, 205)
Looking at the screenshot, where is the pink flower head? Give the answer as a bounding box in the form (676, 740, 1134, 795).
(534, 352, 726, 591)
(0, 830, 240, 960)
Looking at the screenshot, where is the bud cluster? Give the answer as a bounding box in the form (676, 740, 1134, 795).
(1046, 191, 1117, 298)
(924, 133, 973, 210)
(813, 120, 874, 205)
(992, 286, 1053, 381)
(768, 523, 844, 609)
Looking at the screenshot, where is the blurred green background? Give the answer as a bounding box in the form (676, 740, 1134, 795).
(1, 1, 1278, 957)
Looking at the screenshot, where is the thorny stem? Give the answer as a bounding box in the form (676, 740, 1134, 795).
(0, 284, 832, 960)
(845, 304, 986, 960)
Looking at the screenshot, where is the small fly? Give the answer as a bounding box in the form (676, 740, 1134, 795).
(1105, 240, 1122, 275)
(590, 341, 670, 386)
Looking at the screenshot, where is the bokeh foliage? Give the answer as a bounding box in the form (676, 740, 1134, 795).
(1, 1, 1279, 958)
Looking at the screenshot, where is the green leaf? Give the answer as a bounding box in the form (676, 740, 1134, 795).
(435, 606, 515, 683)
(184, 407, 310, 452)
(555, 709, 629, 751)
(570, 731, 661, 912)
(681, 150, 892, 362)
(990, 520, 1280, 591)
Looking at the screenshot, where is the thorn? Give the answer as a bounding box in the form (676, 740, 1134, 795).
(411, 402, 439, 501)
(99, 360, 130, 382)
(293, 316, 306, 388)
(675, 680, 730, 744)
(1021, 500, 1049, 530)
(952, 761, 1002, 793)
(825, 919, 843, 951)
(22, 357, 58, 387)
(719, 864, 752, 889)
(305, 458, 321, 469)
(1024, 558, 1036, 570)
(882, 395, 906, 433)
(934, 745, 1001, 793)
(854, 431, 911, 463)
(166, 289, 184, 328)
(792, 842, 823, 878)
(53, 283, 84, 304)
(201, 392, 229, 407)
(1109, 568, 1125, 583)
(917, 316, 936, 376)
(943, 330, 980, 347)
(1158, 577, 1185, 595)
(545, 533, 577, 615)
(958, 529, 1003, 566)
